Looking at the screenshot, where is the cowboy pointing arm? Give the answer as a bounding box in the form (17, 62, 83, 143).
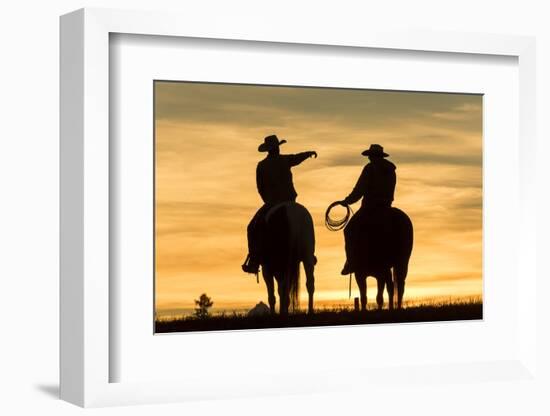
(284, 151, 318, 166)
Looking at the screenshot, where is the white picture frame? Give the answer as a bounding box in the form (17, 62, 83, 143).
(60, 7, 539, 408)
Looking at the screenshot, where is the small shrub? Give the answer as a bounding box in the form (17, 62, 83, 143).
(194, 293, 214, 319)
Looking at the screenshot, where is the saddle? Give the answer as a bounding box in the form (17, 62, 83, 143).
(265, 201, 294, 223)
(358, 205, 393, 231)
(353, 206, 395, 269)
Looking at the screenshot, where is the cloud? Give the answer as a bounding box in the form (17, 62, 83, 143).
(392, 150, 482, 167)
(155, 81, 482, 132)
(431, 101, 483, 121)
(317, 149, 482, 169)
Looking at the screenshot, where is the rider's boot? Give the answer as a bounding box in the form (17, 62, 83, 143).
(241, 254, 260, 274)
(340, 260, 352, 275)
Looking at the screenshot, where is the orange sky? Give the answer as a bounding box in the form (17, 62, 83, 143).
(154, 81, 482, 317)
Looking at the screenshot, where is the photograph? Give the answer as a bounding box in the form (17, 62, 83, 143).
(153, 81, 483, 333)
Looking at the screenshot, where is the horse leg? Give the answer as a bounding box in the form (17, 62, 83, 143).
(262, 268, 276, 314)
(355, 273, 367, 311)
(376, 275, 385, 310)
(394, 264, 407, 309)
(277, 275, 289, 317)
(382, 268, 394, 310)
(304, 260, 315, 314)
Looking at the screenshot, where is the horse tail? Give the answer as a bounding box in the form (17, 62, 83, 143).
(287, 202, 317, 313)
(265, 202, 315, 314)
(288, 257, 301, 312)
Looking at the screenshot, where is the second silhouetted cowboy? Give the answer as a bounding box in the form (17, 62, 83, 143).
(339, 144, 396, 275)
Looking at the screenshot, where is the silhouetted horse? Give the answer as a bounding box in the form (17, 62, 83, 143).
(261, 202, 316, 316)
(350, 207, 413, 310)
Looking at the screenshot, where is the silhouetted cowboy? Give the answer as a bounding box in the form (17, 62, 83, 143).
(242, 135, 317, 274)
(338, 144, 396, 275)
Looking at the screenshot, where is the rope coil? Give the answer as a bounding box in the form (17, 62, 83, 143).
(325, 201, 353, 231)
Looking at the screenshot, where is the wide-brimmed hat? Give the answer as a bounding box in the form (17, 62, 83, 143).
(362, 144, 389, 157)
(258, 134, 287, 152)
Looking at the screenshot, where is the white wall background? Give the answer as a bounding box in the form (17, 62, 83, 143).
(1, 1, 548, 415)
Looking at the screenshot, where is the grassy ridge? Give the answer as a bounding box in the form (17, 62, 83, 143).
(155, 301, 482, 333)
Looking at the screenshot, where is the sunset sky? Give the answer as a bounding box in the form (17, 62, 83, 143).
(154, 81, 482, 317)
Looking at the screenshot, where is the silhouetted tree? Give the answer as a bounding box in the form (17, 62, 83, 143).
(194, 293, 214, 319)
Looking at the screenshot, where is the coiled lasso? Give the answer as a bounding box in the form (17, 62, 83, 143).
(325, 201, 354, 231)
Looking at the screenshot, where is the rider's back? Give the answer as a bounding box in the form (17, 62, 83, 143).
(344, 158, 397, 208)
(363, 158, 396, 207)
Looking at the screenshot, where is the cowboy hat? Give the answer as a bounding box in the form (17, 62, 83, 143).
(361, 144, 389, 157)
(258, 134, 287, 152)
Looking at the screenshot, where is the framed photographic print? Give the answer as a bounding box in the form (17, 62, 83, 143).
(60, 7, 540, 409)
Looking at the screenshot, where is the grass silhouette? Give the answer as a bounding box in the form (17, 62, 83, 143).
(155, 300, 482, 333)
